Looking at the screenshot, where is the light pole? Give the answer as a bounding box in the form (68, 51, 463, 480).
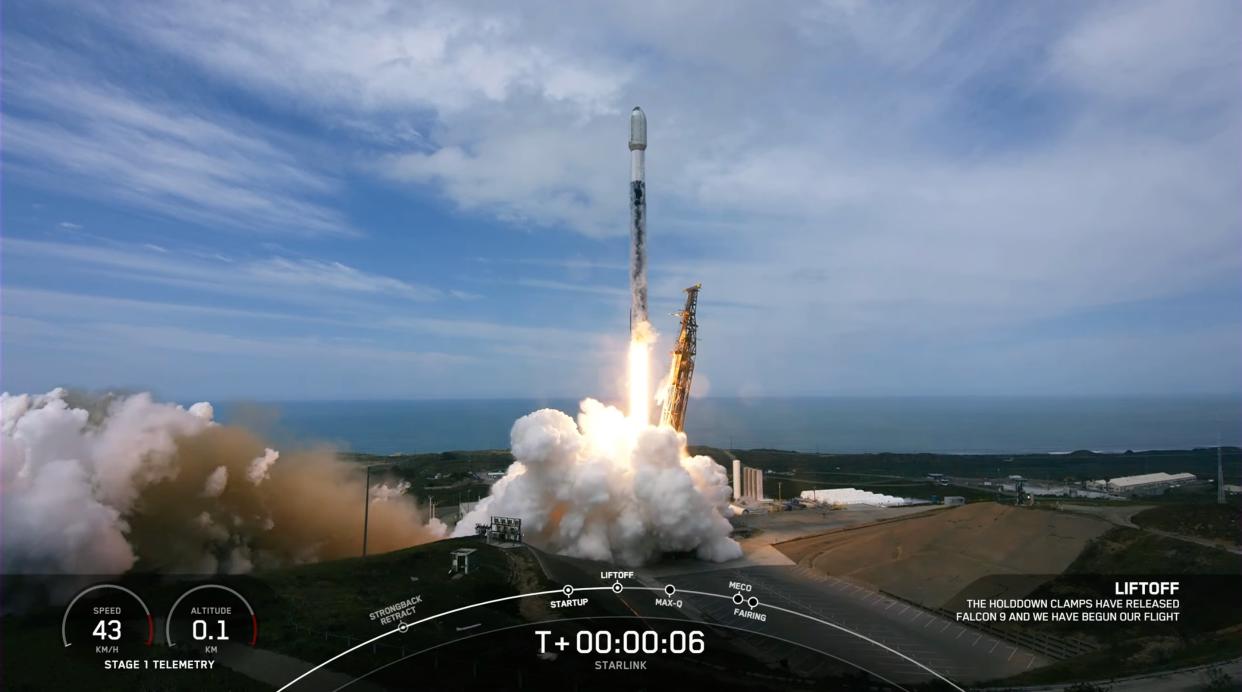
(362, 464, 394, 558)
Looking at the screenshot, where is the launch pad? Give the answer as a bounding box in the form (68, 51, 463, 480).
(474, 516, 523, 547)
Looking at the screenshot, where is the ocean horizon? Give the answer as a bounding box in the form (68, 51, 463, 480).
(212, 395, 1242, 456)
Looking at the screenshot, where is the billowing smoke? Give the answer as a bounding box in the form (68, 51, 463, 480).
(452, 398, 742, 566)
(1, 389, 445, 575)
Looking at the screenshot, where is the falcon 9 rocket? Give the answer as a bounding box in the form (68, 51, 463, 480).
(627, 107, 651, 424)
(629, 106, 648, 336)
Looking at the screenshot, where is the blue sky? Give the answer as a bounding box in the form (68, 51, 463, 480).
(2, 1, 1239, 401)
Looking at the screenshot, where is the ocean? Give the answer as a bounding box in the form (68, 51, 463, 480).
(212, 396, 1242, 456)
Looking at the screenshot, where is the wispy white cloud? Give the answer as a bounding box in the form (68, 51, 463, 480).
(508, 277, 628, 298)
(2, 38, 353, 236)
(5, 0, 1240, 397)
(380, 314, 609, 347)
(3, 238, 447, 304)
(1049, 0, 1240, 106)
(473, 256, 627, 272)
(1, 286, 617, 397)
(244, 258, 441, 301)
(381, 126, 623, 236)
(1, 286, 350, 327)
(85, 322, 469, 366)
(109, 2, 630, 118)
(4, 285, 607, 350)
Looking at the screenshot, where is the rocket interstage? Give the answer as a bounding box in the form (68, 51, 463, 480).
(629, 106, 648, 334)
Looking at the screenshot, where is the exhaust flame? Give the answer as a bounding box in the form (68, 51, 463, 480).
(627, 339, 650, 426)
(627, 319, 656, 425)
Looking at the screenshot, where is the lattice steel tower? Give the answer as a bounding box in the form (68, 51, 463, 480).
(659, 284, 701, 432)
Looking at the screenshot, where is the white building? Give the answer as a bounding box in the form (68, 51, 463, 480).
(800, 488, 919, 507)
(1087, 472, 1196, 496)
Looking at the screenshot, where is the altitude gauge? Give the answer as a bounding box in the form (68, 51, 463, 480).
(166, 584, 258, 652)
(61, 584, 153, 654)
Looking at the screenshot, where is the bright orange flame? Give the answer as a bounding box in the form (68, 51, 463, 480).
(627, 339, 650, 425)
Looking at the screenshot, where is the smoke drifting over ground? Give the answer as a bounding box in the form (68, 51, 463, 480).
(453, 399, 741, 566)
(1, 389, 444, 575)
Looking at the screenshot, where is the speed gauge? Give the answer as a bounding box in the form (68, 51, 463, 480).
(61, 584, 153, 653)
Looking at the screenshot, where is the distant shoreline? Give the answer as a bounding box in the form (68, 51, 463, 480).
(215, 396, 1242, 457)
(349, 447, 1239, 508)
(350, 445, 1241, 458)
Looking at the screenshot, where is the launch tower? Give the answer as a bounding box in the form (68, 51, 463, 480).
(659, 284, 701, 431)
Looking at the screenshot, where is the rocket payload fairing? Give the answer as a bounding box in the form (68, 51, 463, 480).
(629, 106, 648, 337)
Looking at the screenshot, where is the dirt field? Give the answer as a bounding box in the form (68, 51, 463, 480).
(733, 504, 941, 546)
(773, 502, 1111, 608)
(1132, 502, 1242, 547)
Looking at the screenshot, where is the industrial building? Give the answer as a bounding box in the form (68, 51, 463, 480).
(1087, 472, 1196, 496)
(731, 458, 764, 502)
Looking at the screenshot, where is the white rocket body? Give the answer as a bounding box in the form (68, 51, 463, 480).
(629, 107, 648, 337)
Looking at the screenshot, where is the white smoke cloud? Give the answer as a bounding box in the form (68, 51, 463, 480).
(188, 401, 214, 420)
(632, 319, 657, 345)
(452, 398, 741, 565)
(202, 466, 229, 497)
(370, 480, 412, 503)
(654, 373, 672, 406)
(1, 389, 445, 575)
(799, 488, 917, 507)
(246, 447, 279, 485)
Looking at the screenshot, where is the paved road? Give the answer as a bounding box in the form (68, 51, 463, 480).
(1058, 503, 1242, 555)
